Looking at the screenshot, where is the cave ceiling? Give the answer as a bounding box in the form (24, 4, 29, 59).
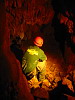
(5, 0, 54, 39)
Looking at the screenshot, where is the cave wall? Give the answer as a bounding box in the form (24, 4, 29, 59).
(6, 0, 54, 40)
(0, 1, 34, 99)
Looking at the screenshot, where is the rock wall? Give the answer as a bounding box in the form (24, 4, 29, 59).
(0, 1, 34, 99)
(5, 0, 54, 40)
